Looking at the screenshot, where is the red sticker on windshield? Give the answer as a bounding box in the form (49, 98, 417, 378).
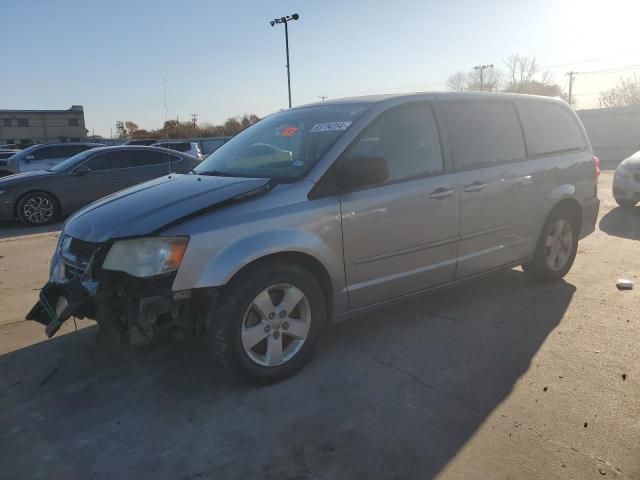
(281, 126, 299, 137)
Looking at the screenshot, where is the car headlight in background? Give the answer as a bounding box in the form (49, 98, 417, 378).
(103, 237, 189, 277)
(616, 163, 631, 179)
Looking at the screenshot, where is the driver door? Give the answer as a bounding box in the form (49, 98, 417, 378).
(339, 102, 460, 308)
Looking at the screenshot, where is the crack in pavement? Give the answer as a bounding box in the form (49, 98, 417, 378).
(365, 353, 484, 417)
(500, 413, 623, 474)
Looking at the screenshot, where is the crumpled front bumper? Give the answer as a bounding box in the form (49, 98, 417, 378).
(25, 238, 101, 337)
(26, 279, 97, 337)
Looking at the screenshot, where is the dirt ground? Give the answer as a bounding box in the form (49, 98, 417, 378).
(0, 170, 638, 479)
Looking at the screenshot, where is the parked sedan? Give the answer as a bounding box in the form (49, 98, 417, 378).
(0, 146, 199, 226)
(152, 141, 202, 159)
(613, 150, 640, 208)
(0, 142, 103, 176)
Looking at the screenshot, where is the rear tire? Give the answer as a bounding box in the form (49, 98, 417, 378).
(523, 208, 579, 282)
(209, 260, 327, 383)
(17, 191, 59, 226)
(615, 198, 637, 208)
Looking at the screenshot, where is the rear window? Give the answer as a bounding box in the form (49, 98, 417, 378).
(130, 150, 180, 166)
(442, 102, 526, 169)
(517, 101, 587, 156)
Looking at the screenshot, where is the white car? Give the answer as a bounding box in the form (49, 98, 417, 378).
(613, 150, 640, 208)
(151, 141, 202, 159)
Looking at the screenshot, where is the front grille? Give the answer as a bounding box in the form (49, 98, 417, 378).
(68, 238, 100, 259)
(60, 237, 102, 280)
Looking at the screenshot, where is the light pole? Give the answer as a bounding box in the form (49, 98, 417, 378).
(474, 64, 493, 91)
(270, 13, 300, 108)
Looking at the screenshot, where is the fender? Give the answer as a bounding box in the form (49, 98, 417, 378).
(172, 228, 349, 315)
(533, 183, 579, 232)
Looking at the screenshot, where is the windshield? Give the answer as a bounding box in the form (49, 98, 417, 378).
(193, 104, 370, 179)
(49, 149, 96, 172)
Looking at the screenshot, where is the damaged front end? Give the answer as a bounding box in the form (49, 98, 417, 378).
(26, 235, 214, 346)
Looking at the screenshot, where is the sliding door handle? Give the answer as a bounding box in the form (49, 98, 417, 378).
(463, 181, 487, 193)
(429, 187, 456, 200)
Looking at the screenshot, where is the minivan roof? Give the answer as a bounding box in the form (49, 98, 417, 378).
(297, 91, 569, 109)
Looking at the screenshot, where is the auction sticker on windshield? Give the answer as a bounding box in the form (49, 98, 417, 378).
(310, 121, 352, 133)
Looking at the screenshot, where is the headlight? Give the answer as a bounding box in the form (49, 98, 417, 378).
(103, 237, 189, 277)
(616, 163, 631, 179)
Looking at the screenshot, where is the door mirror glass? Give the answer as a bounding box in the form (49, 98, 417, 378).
(336, 156, 389, 190)
(75, 165, 91, 175)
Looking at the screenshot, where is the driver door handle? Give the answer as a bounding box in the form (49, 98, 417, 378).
(464, 181, 487, 193)
(429, 187, 456, 200)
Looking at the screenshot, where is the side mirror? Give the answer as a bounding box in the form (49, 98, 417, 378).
(75, 165, 91, 176)
(336, 156, 389, 191)
(25, 154, 35, 161)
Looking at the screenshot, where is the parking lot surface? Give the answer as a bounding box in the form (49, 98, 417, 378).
(0, 170, 638, 479)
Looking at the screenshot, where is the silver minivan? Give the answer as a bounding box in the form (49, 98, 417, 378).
(28, 92, 600, 382)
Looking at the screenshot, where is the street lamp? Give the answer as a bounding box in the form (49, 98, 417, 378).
(473, 64, 493, 91)
(270, 13, 300, 109)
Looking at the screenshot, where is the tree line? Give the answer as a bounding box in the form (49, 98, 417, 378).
(448, 53, 640, 108)
(446, 54, 571, 103)
(112, 113, 261, 140)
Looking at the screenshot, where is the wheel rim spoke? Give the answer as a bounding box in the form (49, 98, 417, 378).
(241, 322, 270, 350)
(251, 289, 275, 319)
(23, 196, 53, 224)
(285, 318, 310, 340)
(278, 286, 304, 313)
(265, 334, 284, 366)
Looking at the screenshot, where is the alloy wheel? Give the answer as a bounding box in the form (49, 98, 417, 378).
(241, 283, 311, 367)
(544, 219, 573, 271)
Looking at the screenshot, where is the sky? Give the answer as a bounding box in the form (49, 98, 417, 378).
(2, 0, 640, 137)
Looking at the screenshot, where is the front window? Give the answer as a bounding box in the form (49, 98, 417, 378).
(49, 149, 97, 172)
(193, 104, 370, 179)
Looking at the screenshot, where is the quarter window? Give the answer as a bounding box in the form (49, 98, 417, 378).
(129, 149, 180, 166)
(518, 101, 587, 156)
(443, 102, 526, 169)
(345, 103, 443, 183)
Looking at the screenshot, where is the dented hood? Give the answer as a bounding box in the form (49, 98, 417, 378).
(63, 174, 270, 243)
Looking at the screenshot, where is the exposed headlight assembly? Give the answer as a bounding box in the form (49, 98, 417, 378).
(103, 237, 189, 277)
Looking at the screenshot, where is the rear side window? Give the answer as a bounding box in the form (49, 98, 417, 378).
(129, 150, 180, 166)
(85, 151, 131, 171)
(443, 102, 525, 169)
(518, 101, 586, 156)
(34, 146, 72, 159)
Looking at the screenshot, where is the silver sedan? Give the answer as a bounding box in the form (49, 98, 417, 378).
(613, 150, 640, 208)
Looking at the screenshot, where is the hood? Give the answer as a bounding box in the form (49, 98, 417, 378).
(64, 174, 271, 243)
(622, 150, 640, 169)
(0, 169, 57, 185)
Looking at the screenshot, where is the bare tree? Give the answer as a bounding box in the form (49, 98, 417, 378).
(503, 54, 538, 92)
(599, 74, 640, 108)
(446, 67, 502, 92)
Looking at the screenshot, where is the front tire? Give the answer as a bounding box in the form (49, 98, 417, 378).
(523, 209, 579, 282)
(615, 198, 637, 208)
(209, 260, 327, 383)
(17, 191, 59, 226)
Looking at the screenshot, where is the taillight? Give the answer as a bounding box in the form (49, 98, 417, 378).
(593, 155, 601, 178)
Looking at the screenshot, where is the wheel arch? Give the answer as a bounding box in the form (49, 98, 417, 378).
(548, 197, 583, 233)
(226, 251, 335, 319)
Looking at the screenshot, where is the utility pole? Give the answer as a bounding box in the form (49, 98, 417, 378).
(318, 95, 328, 101)
(474, 64, 493, 91)
(191, 113, 198, 137)
(270, 13, 300, 108)
(566, 71, 577, 105)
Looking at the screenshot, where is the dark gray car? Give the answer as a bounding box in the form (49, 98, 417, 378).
(0, 146, 199, 226)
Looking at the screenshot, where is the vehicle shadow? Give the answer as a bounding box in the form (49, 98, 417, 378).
(0, 220, 62, 239)
(0, 269, 573, 480)
(599, 206, 640, 240)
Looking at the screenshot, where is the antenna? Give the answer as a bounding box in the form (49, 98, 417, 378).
(163, 76, 172, 174)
